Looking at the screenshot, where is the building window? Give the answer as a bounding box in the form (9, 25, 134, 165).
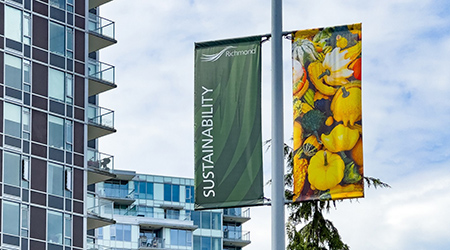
(186, 185, 194, 203)
(48, 163, 64, 196)
(48, 210, 63, 244)
(3, 201, 20, 236)
(212, 212, 221, 230)
(110, 224, 132, 242)
(170, 229, 192, 247)
(64, 214, 72, 245)
(50, 0, 65, 10)
(49, 68, 65, 101)
(49, 115, 64, 149)
(4, 151, 21, 187)
(194, 236, 221, 250)
(136, 181, 153, 199)
(23, 12, 31, 45)
(50, 22, 65, 56)
(67, 27, 74, 59)
(201, 211, 211, 229)
(5, 54, 22, 90)
(49, 68, 73, 104)
(23, 108, 30, 139)
(5, 6, 22, 43)
(21, 204, 29, 237)
(24, 60, 31, 87)
(164, 184, 180, 202)
(66, 74, 73, 104)
(97, 227, 103, 240)
(5, 102, 22, 138)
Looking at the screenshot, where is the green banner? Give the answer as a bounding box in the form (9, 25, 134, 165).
(194, 36, 264, 210)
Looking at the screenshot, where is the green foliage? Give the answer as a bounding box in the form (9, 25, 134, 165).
(283, 143, 389, 250)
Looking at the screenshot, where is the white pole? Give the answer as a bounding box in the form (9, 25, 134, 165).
(271, 0, 285, 249)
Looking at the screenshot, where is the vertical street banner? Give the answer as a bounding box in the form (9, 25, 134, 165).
(194, 36, 264, 209)
(292, 24, 364, 201)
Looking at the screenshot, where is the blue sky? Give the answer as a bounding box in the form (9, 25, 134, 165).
(99, 0, 450, 249)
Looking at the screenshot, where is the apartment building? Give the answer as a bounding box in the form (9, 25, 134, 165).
(92, 170, 251, 250)
(0, 0, 117, 249)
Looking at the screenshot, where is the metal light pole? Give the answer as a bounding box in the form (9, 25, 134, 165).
(271, 0, 285, 249)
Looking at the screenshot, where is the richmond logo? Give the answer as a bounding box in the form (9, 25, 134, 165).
(201, 46, 257, 62)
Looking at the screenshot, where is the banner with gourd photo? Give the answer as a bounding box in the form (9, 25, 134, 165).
(292, 23, 363, 202)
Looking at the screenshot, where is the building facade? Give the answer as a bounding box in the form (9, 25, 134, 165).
(93, 170, 251, 250)
(0, 0, 117, 249)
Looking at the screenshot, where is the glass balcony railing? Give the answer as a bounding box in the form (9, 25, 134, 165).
(119, 205, 191, 221)
(88, 13, 115, 40)
(139, 236, 164, 249)
(88, 59, 115, 85)
(87, 239, 112, 250)
(87, 192, 114, 220)
(223, 208, 250, 218)
(88, 104, 115, 129)
(87, 148, 114, 171)
(223, 231, 250, 241)
(98, 187, 135, 200)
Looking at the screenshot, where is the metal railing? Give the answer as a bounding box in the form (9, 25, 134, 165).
(87, 148, 114, 171)
(88, 104, 115, 129)
(87, 192, 114, 220)
(88, 59, 115, 85)
(88, 13, 115, 40)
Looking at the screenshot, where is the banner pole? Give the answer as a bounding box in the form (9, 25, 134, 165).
(271, 0, 285, 249)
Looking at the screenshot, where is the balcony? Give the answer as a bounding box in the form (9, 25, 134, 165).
(88, 13, 117, 52)
(139, 236, 165, 249)
(88, 104, 116, 140)
(87, 238, 112, 250)
(223, 231, 251, 248)
(87, 148, 116, 185)
(99, 187, 136, 206)
(89, 0, 113, 9)
(223, 208, 250, 223)
(88, 59, 116, 96)
(87, 192, 116, 230)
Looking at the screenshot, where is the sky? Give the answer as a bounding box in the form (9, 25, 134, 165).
(98, 0, 450, 249)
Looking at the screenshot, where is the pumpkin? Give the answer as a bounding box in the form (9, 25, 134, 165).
(330, 82, 362, 126)
(321, 124, 359, 153)
(352, 58, 362, 80)
(308, 150, 345, 191)
(303, 135, 322, 157)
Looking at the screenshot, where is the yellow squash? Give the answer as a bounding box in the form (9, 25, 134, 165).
(329, 184, 363, 200)
(308, 150, 345, 191)
(330, 82, 362, 126)
(321, 124, 359, 153)
(307, 62, 337, 96)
